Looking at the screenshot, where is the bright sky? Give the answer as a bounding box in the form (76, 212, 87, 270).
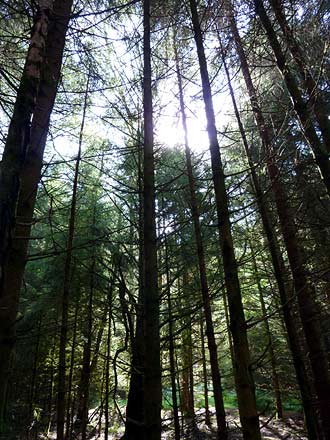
(44, 9, 236, 160)
(155, 92, 233, 152)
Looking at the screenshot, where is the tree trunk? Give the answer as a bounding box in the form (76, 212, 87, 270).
(142, 0, 161, 438)
(248, 239, 283, 418)
(46, 331, 57, 437)
(75, 199, 98, 440)
(189, 1, 261, 438)
(219, 35, 321, 439)
(56, 73, 89, 440)
(164, 229, 180, 440)
(225, 4, 330, 436)
(122, 133, 145, 440)
(200, 320, 211, 427)
(104, 284, 113, 440)
(181, 315, 195, 422)
(0, 0, 52, 289)
(0, 0, 73, 429)
(65, 301, 79, 440)
(0, 1, 53, 427)
(175, 38, 227, 439)
(75, 282, 94, 439)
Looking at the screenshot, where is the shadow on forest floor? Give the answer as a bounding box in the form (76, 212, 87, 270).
(160, 408, 307, 440)
(80, 407, 307, 440)
(5, 407, 306, 439)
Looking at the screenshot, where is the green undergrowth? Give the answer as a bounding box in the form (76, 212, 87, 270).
(161, 386, 302, 413)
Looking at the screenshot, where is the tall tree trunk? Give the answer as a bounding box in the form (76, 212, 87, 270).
(75, 198, 99, 440)
(56, 73, 90, 440)
(200, 320, 211, 427)
(225, 4, 330, 437)
(0, 0, 52, 288)
(164, 229, 180, 440)
(219, 36, 321, 439)
(122, 133, 145, 440)
(174, 39, 227, 440)
(142, 1, 161, 438)
(189, 1, 261, 438)
(253, 0, 330, 195)
(180, 312, 195, 423)
(104, 284, 113, 440)
(248, 239, 283, 418)
(0, 0, 73, 429)
(0, 1, 53, 427)
(75, 279, 94, 439)
(27, 315, 42, 433)
(65, 300, 79, 440)
(46, 331, 57, 437)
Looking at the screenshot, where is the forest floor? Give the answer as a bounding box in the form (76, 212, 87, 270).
(174, 408, 308, 439)
(17, 406, 306, 439)
(70, 408, 307, 440)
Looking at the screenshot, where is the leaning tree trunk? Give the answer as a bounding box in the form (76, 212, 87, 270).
(142, 0, 161, 438)
(0, 0, 73, 430)
(0, 1, 53, 427)
(225, 3, 330, 437)
(189, 1, 261, 439)
(219, 37, 320, 438)
(253, 0, 330, 196)
(175, 39, 227, 440)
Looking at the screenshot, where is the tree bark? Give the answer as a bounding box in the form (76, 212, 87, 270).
(225, 3, 330, 436)
(122, 133, 145, 440)
(164, 228, 180, 440)
(189, 1, 261, 438)
(180, 307, 195, 422)
(175, 39, 227, 440)
(65, 300, 79, 440)
(248, 240, 283, 419)
(200, 320, 211, 427)
(104, 283, 113, 440)
(75, 270, 95, 439)
(219, 35, 321, 439)
(0, 1, 53, 427)
(56, 72, 89, 440)
(0, 0, 53, 288)
(27, 314, 43, 431)
(142, 0, 161, 438)
(0, 0, 73, 429)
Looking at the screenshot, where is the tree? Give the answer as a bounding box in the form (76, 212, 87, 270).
(0, 0, 73, 429)
(189, 1, 261, 438)
(141, 0, 162, 438)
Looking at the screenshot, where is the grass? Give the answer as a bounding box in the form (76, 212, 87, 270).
(161, 386, 302, 413)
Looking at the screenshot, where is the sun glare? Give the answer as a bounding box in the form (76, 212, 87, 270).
(155, 92, 233, 153)
(155, 114, 209, 152)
